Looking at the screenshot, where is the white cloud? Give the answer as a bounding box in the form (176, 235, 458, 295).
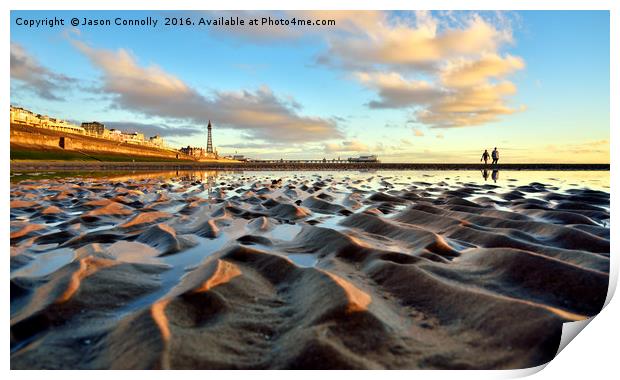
(10, 43, 74, 101)
(71, 40, 342, 143)
(324, 139, 369, 154)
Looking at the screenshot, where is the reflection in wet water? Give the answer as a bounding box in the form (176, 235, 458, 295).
(10, 169, 610, 191)
(481, 169, 489, 181)
(481, 169, 501, 183)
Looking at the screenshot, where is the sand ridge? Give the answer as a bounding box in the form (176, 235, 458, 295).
(9, 171, 610, 369)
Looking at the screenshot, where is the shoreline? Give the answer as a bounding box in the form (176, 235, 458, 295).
(10, 160, 610, 172)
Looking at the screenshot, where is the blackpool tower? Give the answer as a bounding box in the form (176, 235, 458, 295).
(206, 120, 213, 154)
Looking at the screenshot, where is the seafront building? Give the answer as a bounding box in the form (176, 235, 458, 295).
(81, 121, 105, 136)
(10, 105, 168, 149)
(121, 131, 145, 144)
(10, 106, 276, 162)
(149, 135, 164, 147)
(180, 146, 206, 158)
(11, 106, 85, 135)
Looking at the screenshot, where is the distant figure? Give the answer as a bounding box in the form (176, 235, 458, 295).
(492, 169, 499, 183)
(492, 147, 499, 165)
(481, 149, 490, 165)
(481, 168, 489, 181)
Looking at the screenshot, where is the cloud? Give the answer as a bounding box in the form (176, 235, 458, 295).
(202, 10, 384, 43)
(355, 68, 524, 127)
(103, 121, 201, 138)
(338, 13, 525, 128)
(218, 142, 279, 149)
(324, 139, 369, 154)
(546, 139, 609, 155)
(440, 53, 525, 88)
(66, 11, 523, 133)
(10, 42, 74, 101)
(71, 40, 342, 143)
(207, 10, 515, 72)
(312, 11, 525, 129)
(356, 72, 444, 108)
(415, 81, 525, 128)
(321, 11, 512, 70)
(413, 128, 425, 137)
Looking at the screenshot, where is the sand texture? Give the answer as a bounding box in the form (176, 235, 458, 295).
(10, 171, 610, 369)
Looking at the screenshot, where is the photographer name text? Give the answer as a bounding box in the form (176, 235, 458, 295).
(14, 16, 336, 29)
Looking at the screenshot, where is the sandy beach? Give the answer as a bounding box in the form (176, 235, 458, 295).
(10, 170, 610, 369)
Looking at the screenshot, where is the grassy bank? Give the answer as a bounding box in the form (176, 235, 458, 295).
(10, 147, 185, 162)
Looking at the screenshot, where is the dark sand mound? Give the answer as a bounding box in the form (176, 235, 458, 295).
(10, 172, 610, 369)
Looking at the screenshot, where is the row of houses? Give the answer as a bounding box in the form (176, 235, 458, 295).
(10, 106, 166, 148)
(11, 106, 86, 135)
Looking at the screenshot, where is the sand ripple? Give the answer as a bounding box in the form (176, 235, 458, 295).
(10, 172, 609, 369)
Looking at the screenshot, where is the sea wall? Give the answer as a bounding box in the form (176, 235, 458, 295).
(10, 125, 186, 160)
(10, 130, 61, 149)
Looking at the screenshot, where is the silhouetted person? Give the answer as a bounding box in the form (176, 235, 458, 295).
(492, 147, 499, 165)
(481, 149, 490, 165)
(492, 169, 499, 183)
(481, 168, 489, 181)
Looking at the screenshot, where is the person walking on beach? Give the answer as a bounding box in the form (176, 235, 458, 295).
(492, 147, 499, 165)
(481, 149, 490, 165)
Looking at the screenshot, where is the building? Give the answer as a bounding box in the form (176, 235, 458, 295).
(81, 121, 105, 136)
(10, 106, 38, 126)
(149, 135, 165, 147)
(37, 115, 51, 127)
(48, 119, 84, 135)
(9, 106, 180, 148)
(180, 146, 205, 158)
(121, 132, 145, 144)
(10, 105, 85, 135)
(106, 129, 123, 141)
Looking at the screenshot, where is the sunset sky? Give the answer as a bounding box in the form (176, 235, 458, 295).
(10, 10, 610, 163)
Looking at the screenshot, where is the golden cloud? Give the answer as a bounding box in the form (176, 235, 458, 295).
(322, 12, 513, 69)
(71, 40, 341, 143)
(324, 139, 369, 154)
(332, 12, 526, 128)
(440, 53, 525, 88)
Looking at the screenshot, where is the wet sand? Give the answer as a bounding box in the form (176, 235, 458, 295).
(10, 160, 610, 172)
(10, 171, 610, 369)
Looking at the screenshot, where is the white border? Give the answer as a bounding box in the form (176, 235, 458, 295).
(3, 1, 617, 379)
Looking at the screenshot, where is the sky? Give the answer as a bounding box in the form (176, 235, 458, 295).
(10, 10, 610, 163)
